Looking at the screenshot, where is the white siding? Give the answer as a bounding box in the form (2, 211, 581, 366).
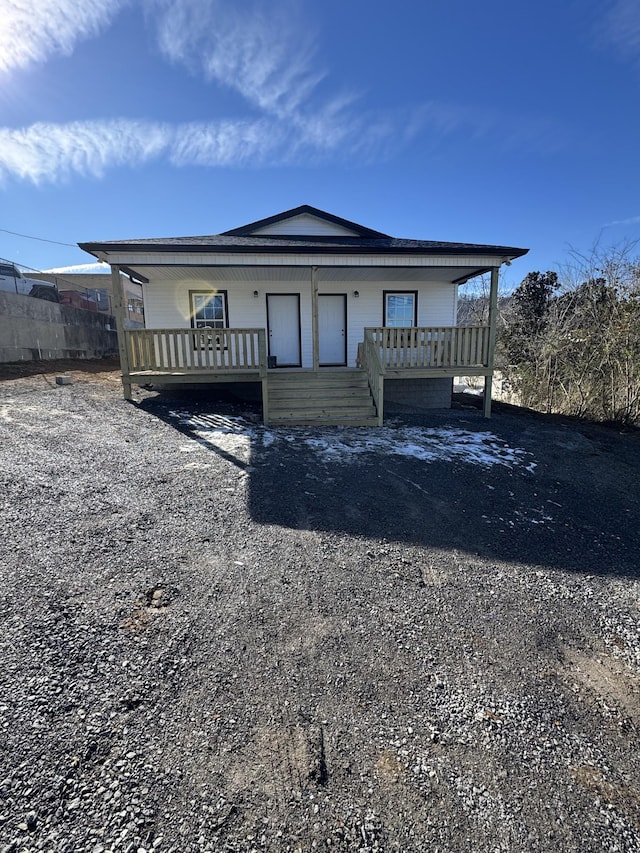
(320, 280, 456, 366)
(109, 251, 503, 268)
(144, 278, 456, 369)
(250, 213, 360, 237)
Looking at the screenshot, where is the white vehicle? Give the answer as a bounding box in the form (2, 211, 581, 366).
(0, 263, 59, 301)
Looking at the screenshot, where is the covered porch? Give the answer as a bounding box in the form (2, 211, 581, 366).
(77, 204, 523, 426)
(119, 321, 493, 425)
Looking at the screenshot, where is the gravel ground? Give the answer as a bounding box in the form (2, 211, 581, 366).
(1, 362, 639, 853)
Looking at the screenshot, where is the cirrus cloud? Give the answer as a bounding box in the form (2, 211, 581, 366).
(150, 0, 325, 119)
(0, 0, 128, 74)
(597, 0, 640, 63)
(0, 0, 570, 186)
(0, 116, 336, 184)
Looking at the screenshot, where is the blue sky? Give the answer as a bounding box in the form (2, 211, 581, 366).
(1, 0, 639, 288)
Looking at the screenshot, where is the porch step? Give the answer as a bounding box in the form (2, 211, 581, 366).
(269, 385, 370, 401)
(266, 370, 378, 426)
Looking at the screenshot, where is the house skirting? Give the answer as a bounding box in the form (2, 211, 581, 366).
(384, 377, 453, 412)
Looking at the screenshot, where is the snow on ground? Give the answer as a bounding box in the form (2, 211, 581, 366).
(169, 412, 537, 472)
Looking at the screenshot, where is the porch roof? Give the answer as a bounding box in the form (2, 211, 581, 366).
(79, 232, 527, 258)
(79, 204, 527, 261)
(79, 205, 528, 287)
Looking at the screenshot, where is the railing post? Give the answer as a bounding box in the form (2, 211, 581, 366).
(311, 265, 319, 372)
(258, 328, 267, 377)
(258, 329, 270, 423)
(110, 264, 132, 400)
(483, 267, 500, 418)
(377, 372, 384, 426)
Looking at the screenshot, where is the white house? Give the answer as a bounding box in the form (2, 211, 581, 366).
(79, 205, 528, 425)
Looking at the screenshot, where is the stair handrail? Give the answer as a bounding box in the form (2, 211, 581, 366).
(361, 329, 385, 426)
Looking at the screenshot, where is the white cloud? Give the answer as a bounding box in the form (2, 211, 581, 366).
(0, 116, 331, 184)
(169, 118, 286, 166)
(0, 0, 567, 184)
(0, 119, 170, 183)
(604, 214, 640, 227)
(150, 0, 388, 159)
(151, 0, 324, 119)
(43, 262, 111, 273)
(0, 0, 127, 74)
(600, 0, 640, 60)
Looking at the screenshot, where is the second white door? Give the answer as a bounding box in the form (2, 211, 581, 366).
(318, 294, 346, 366)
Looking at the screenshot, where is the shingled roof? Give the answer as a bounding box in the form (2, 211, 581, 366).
(79, 205, 528, 260)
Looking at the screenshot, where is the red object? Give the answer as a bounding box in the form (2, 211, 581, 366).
(59, 290, 98, 312)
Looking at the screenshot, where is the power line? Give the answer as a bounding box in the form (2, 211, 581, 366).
(0, 227, 77, 248)
(0, 254, 109, 298)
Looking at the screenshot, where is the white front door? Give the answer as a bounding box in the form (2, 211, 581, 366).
(318, 294, 346, 366)
(267, 293, 301, 366)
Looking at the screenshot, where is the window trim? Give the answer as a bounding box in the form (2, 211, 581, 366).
(382, 290, 418, 327)
(189, 289, 229, 350)
(189, 289, 230, 329)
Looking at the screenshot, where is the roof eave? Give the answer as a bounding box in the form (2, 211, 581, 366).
(79, 241, 529, 260)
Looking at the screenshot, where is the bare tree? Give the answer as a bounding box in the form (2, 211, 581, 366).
(497, 241, 640, 423)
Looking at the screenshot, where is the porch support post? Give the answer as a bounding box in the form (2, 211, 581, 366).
(311, 265, 319, 372)
(110, 264, 132, 400)
(483, 265, 500, 418)
(258, 329, 270, 424)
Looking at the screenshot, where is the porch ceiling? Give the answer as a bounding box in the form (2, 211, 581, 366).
(126, 264, 488, 285)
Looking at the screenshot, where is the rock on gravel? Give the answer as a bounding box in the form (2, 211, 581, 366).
(0, 366, 639, 852)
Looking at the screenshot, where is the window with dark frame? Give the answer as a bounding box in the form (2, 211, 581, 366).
(190, 290, 229, 349)
(383, 291, 417, 328)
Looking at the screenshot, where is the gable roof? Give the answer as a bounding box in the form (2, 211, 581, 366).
(221, 205, 391, 239)
(79, 206, 528, 261)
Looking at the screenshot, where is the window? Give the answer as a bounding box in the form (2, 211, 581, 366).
(191, 291, 228, 329)
(383, 291, 417, 327)
(190, 290, 229, 350)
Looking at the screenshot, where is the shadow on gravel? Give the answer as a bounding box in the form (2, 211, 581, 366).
(0, 356, 121, 381)
(139, 392, 640, 578)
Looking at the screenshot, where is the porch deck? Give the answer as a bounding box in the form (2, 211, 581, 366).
(122, 325, 491, 424)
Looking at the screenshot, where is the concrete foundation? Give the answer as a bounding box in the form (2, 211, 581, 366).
(384, 377, 453, 412)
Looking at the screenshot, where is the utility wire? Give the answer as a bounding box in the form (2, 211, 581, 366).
(0, 227, 77, 248)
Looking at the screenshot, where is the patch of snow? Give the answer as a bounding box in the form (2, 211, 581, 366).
(298, 426, 535, 470)
(167, 412, 537, 472)
(262, 431, 276, 447)
(170, 411, 255, 458)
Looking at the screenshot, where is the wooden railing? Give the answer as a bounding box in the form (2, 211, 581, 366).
(124, 325, 488, 378)
(365, 326, 490, 370)
(125, 328, 267, 374)
(358, 333, 385, 426)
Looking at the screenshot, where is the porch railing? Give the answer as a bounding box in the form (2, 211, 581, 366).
(365, 326, 490, 370)
(360, 330, 385, 426)
(124, 325, 489, 376)
(125, 328, 267, 373)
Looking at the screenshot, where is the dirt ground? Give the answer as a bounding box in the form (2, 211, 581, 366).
(1, 359, 639, 853)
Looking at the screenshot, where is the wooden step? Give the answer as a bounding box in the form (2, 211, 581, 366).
(269, 396, 375, 412)
(269, 386, 372, 401)
(265, 369, 378, 426)
(269, 405, 376, 419)
(268, 377, 368, 390)
(269, 416, 379, 427)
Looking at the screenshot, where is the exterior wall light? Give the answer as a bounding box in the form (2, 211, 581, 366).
(253, 290, 259, 298)
(353, 290, 360, 298)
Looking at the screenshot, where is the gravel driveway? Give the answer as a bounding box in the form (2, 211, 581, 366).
(1, 364, 639, 852)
